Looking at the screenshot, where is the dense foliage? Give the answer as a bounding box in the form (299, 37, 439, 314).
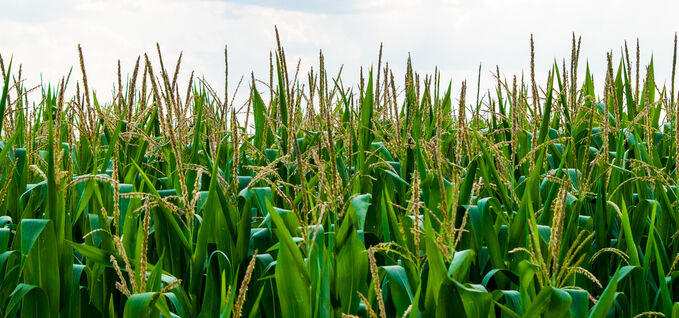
(1, 35, 679, 317)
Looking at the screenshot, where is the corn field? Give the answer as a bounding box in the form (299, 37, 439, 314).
(1, 34, 679, 317)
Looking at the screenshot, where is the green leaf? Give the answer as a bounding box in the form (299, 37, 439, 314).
(381, 265, 413, 316)
(266, 197, 311, 316)
(589, 267, 621, 318)
(0, 60, 11, 138)
(5, 284, 50, 318)
(20, 219, 60, 318)
(524, 286, 572, 318)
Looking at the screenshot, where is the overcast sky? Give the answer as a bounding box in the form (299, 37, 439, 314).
(2, 0, 679, 106)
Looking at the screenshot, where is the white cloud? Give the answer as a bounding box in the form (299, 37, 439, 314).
(1, 0, 678, 108)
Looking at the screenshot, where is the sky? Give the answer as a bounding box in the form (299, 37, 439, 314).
(1, 0, 679, 107)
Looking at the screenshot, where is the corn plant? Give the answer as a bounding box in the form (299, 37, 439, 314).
(1, 34, 679, 317)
